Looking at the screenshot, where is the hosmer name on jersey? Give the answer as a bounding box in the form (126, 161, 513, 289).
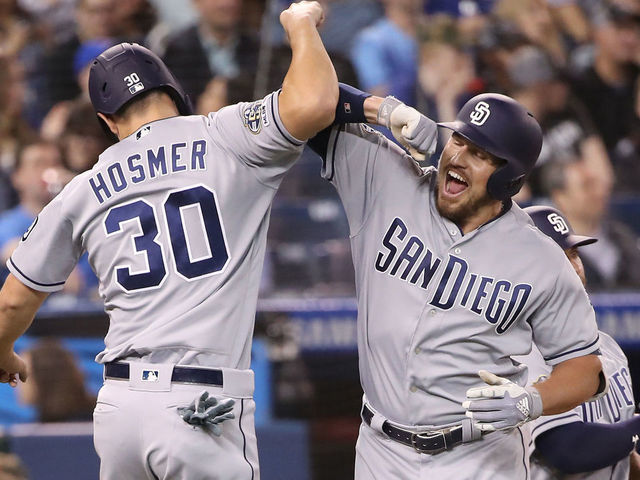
(375, 217, 532, 334)
(89, 139, 207, 204)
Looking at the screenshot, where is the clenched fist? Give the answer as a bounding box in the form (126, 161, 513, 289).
(280, 1, 326, 34)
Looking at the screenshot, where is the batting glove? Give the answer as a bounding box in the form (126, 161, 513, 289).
(377, 96, 438, 161)
(462, 370, 543, 432)
(177, 390, 236, 436)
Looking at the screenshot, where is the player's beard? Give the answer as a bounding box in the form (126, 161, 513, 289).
(434, 181, 497, 226)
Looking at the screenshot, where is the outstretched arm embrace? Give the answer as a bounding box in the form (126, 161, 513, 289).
(463, 355, 603, 432)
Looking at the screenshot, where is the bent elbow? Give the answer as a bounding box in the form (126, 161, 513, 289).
(308, 86, 338, 129)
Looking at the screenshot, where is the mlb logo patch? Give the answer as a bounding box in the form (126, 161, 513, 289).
(142, 370, 159, 382)
(129, 82, 145, 95)
(136, 125, 152, 140)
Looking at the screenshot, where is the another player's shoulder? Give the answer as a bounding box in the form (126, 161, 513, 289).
(598, 332, 628, 364)
(504, 203, 567, 258)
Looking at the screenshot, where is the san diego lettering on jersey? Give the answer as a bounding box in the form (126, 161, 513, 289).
(89, 138, 207, 204)
(376, 217, 532, 334)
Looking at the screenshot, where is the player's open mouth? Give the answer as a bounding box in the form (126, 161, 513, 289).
(445, 170, 469, 196)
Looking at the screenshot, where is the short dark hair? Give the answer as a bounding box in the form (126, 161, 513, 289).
(112, 88, 173, 122)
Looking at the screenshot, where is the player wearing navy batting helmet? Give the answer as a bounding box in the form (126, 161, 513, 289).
(517, 205, 640, 480)
(438, 93, 543, 200)
(309, 86, 604, 479)
(0, 2, 338, 479)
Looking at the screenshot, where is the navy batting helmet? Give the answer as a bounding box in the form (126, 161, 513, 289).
(524, 205, 597, 250)
(89, 43, 191, 136)
(438, 93, 543, 200)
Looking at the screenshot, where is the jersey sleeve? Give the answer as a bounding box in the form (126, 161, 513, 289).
(6, 194, 81, 292)
(319, 123, 424, 235)
(530, 259, 600, 365)
(206, 90, 305, 188)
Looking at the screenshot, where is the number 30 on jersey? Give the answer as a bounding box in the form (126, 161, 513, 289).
(104, 185, 229, 291)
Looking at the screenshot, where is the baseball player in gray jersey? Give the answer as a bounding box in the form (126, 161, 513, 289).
(516, 205, 640, 480)
(0, 2, 338, 479)
(309, 87, 605, 479)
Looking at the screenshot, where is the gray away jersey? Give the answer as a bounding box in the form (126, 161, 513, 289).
(318, 123, 600, 427)
(8, 91, 304, 369)
(520, 332, 635, 480)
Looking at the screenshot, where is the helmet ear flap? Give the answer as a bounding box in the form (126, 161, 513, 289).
(487, 162, 526, 200)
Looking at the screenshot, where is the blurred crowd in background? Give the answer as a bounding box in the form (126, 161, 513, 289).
(0, 0, 639, 301)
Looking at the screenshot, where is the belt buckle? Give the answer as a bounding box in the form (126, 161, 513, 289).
(410, 430, 447, 454)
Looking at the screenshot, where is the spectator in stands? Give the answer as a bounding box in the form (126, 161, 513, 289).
(162, 0, 259, 106)
(316, 0, 383, 54)
(492, 0, 569, 65)
(0, 140, 66, 271)
(350, 0, 422, 105)
(0, 1, 32, 58)
(0, 452, 28, 480)
(17, 338, 95, 423)
(0, 140, 96, 296)
(541, 159, 640, 290)
(58, 101, 110, 174)
(545, 0, 592, 46)
(112, 0, 158, 44)
(41, 0, 118, 114)
(19, 0, 76, 46)
(570, 1, 640, 153)
(40, 39, 115, 147)
(0, 56, 34, 214)
(610, 93, 640, 193)
(505, 45, 614, 199)
(417, 15, 479, 124)
(194, 74, 255, 115)
(425, 0, 494, 45)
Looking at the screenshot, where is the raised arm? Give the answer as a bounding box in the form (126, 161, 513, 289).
(324, 83, 438, 160)
(278, 1, 338, 141)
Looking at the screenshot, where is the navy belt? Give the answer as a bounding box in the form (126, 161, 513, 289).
(361, 404, 465, 454)
(105, 362, 223, 386)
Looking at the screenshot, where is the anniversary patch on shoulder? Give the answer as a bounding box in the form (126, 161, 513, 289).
(243, 101, 263, 134)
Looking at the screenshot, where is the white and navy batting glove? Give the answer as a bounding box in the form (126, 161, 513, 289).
(462, 370, 543, 432)
(377, 96, 438, 161)
(178, 390, 235, 436)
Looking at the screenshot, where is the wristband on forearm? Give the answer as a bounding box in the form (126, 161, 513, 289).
(334, 82, 371, 124)
(376, 96, 403, 129)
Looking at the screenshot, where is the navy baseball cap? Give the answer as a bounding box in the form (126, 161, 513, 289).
(524, 205, 597, 250)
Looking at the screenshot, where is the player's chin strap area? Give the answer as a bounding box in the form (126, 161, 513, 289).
(361, 402, 484, 454)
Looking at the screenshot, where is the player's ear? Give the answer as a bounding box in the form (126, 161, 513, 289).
(97, 112, 119, 138)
